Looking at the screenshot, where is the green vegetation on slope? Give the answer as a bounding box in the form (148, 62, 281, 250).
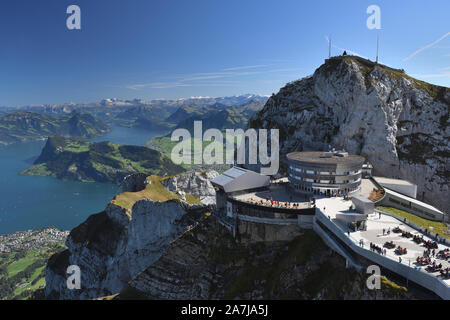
(111, 175, 202, 215)
(0, 111, 109, 145)
(147, 133, 244, 173)
(20, 136, 185, 183)
(322, 56, 448, 102)
(0, 231, 67, 300)
(377, 206, 449, 239)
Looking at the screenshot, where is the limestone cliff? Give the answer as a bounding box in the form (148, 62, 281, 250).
(249, 56, 449, 212)
(162, 170, 219, 205)
(119, 215, 415, 300)
(44, 200, 208, 299)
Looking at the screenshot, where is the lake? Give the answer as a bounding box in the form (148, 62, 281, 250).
(0, 126, 165, 235)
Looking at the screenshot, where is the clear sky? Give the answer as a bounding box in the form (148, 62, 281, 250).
(0, 0, 449, 106)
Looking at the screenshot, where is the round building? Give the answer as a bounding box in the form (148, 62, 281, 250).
(287, 151, 365, 196)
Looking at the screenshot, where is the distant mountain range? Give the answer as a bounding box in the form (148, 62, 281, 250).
(0, 111, 109, 146)
(0, 94, 268, 135)
(168, 99, 266, 133)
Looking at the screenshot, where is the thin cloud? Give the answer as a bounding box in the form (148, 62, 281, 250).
(403, 32, 450, 62)
(222, 64, 272, 71)
(125, 66, 302, 90)
(412, 69, 450, 78)
(127, 82, 192, 90)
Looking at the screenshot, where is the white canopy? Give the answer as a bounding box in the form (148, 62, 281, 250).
(211, 167, 270, 193)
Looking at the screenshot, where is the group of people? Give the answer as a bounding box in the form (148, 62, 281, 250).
(424, 240, 438, 249)
(413, 234, 424, 244)
(244, 192, 324, 210)
(247, 197, 300, 210)
(370, 242, 386, 255)
(395, 246, 407, 255)
(392, 226, 402, 234)
(436, 248, 450, 261)
(383, 241, 395, 249)
(416, 247, 450, 277)
(368, 223, 450, 279)
(416, 256, 432, 266)
(440, 267, 450, 278)
(425, 261, 444, 273)
(401, 231, 413, 238)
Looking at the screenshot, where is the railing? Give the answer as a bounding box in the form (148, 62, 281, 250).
(369, 177, 386, 204)
(375, 208, 450, 246)
(229, 196, 312, 212)
(313, 221, 364, 271)
(314, 210, 450, 300)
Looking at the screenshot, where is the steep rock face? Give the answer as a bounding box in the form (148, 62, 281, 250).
(249, 56, 449, 212)
(119, 215, 415, 300)
(45, 200, 204, 299)
(236, 220, 303, 243)
(121, 173, 148, 193)
(162, 170, 219, 205)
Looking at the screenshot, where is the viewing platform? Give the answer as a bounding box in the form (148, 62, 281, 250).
(314, 196, 450, 300)
(232, 182, 312, 211)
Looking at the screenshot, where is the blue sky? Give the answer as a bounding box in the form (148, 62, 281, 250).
(0, 0, 449, 106)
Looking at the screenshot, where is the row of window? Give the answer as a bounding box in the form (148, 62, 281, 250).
(387, 197, 438, 219)
(289, 166, 361, 176)
(289, 173, 361, 185)
(292, 184, 360, 194)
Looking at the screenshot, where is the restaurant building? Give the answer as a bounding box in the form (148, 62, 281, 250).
(287, 150, 365, 196)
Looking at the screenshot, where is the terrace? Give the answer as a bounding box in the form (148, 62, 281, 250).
(232, 182, 312, 211)
(315, 197, 450, 290)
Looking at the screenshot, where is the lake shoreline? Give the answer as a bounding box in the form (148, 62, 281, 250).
(0, 126, 165, 235)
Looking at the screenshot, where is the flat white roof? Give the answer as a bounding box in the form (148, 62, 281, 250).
(374, 176, 416, 187)
(384, 188, 444, 214)
(352, 196, 373, 204)
(211, 167, 270, 193)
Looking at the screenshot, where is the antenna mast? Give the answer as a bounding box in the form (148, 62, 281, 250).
(376, 35, 379, 63)
(328, 36, 331, 58)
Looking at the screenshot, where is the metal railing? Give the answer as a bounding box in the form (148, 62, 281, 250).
(375, 208, 450, 246)
(314, 210, 450, 300)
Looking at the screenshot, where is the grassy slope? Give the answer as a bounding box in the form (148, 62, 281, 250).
(147, 133, 244, 172)
(21, 137, 185, 183)
(0, 241, 66, 300)
(378, 206, 449, 239)
(110, 175, 202, 215)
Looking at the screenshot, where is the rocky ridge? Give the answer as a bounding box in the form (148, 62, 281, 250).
(119, 215, 414, 300)
(249, 56, 449, 212)
(162, 170, 219, 205)
(44, 172, 213, 299)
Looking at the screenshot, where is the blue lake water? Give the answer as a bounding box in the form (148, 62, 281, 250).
(91, 125, 167, 146)
(0, 126, 165, 235)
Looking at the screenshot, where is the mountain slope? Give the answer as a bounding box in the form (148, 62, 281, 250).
(249, 56, 449, 212)
(44, 174, 211, 299)
(0, 111, 109, 145)
(20, 136, 185, 183)
(119, 215, 413, 300)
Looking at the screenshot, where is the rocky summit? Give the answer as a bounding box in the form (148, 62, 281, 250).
(249, 56, 449, 212)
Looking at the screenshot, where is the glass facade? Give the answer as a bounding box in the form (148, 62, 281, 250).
(287, 154, 364, 196)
